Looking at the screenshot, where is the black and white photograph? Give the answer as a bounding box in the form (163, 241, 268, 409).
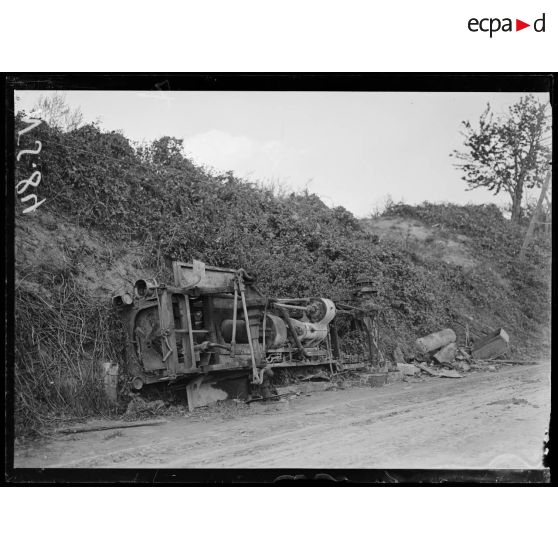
(5, 75, 553, 480)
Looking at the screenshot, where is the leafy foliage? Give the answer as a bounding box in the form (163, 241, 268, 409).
(451, 95, 551, 222)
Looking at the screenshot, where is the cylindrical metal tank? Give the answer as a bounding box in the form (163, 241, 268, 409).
(415, 328, 456, 353)
(220, 319, 249, 343)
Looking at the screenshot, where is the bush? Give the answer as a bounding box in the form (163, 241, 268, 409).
(14, 273, 127, 435)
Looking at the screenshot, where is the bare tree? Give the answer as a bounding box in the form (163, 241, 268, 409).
(32, 92, 84, 132)
(452, 95, 551, 223)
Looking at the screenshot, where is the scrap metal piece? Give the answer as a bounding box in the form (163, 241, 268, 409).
(472, 328, 509, 360)
(433, 342, 457, 364)
(415, 362, 462, 378)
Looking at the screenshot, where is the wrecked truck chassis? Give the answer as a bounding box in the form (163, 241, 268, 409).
(113, 261, 376, 410)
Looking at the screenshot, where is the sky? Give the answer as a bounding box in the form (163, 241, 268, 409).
(15, 90, 551, 217)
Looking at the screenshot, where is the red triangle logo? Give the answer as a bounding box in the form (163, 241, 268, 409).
(516, 19, 530, 31)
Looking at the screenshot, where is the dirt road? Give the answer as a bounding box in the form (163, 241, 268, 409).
(15, 364, 550, 469)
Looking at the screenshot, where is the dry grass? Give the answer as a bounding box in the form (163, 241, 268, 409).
(14, 271, 126, 436)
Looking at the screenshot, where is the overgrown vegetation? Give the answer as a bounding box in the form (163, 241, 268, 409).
(381, 202, 551, 355)
(14, 274, 126, 435)
(14, 114, 551, 436)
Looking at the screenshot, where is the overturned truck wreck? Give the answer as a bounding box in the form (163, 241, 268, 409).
(113, 260, 376, 409)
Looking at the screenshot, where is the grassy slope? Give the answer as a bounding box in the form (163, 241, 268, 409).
(14, 118, 551, 435)
(363, 203, 551, 359)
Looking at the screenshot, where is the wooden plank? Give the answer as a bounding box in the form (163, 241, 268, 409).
(56, 420, 166, 434)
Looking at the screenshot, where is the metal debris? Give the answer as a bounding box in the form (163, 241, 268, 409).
(433, 342, 458, 364)
(471, 328, 509, 360)
(414, 362, 462, 378)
